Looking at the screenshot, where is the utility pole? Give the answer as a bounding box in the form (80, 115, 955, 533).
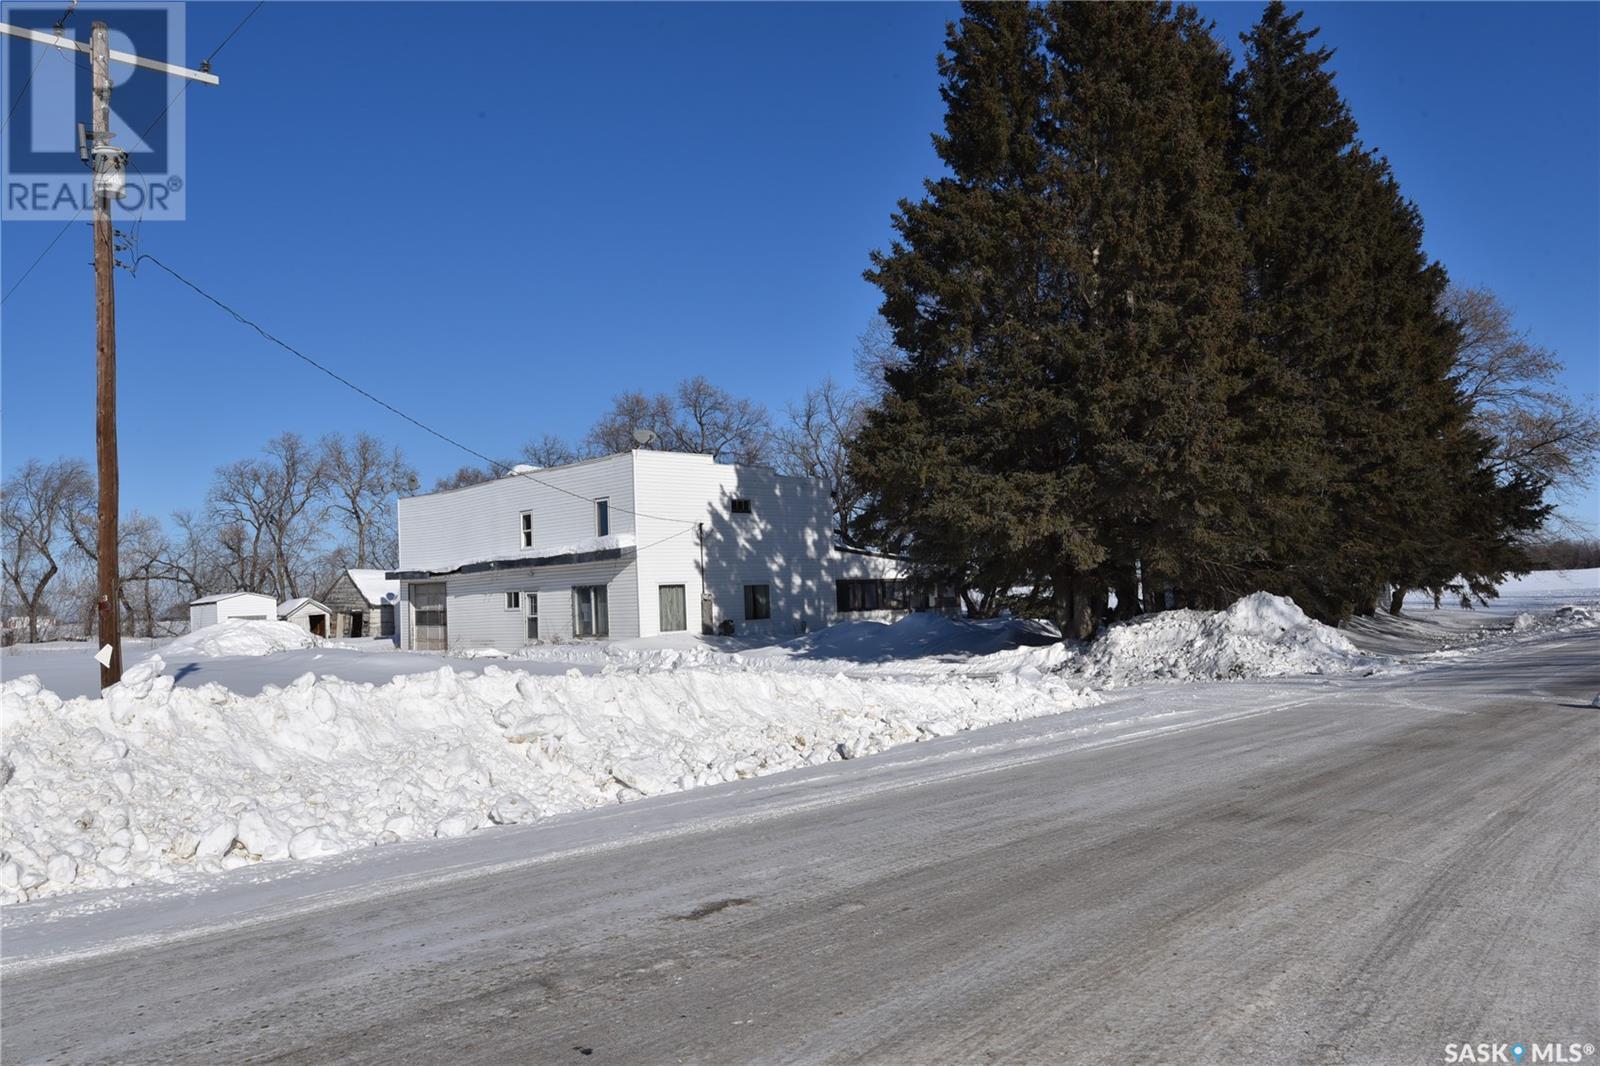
(0, 18, 218, 689)
(90, 21, 121, 688)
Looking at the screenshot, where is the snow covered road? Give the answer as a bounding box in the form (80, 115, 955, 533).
(3, 626, 1595, 1064)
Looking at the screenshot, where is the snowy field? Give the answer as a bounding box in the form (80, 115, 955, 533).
(0, 570, 1594, 904)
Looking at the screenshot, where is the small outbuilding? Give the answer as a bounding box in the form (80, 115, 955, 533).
(323, 568, 398, 638)
(278, 597, 331, 637)
(189, 591, 277, 630)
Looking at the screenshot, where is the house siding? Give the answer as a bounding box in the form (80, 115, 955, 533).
(396, 454, 636, 574)
(631, 451, 834, 639)
(392, 451, 878, 650)
(397, 555, 640, 650)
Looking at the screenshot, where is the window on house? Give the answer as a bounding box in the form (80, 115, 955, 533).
(836, 580, 922, 613)
(595, 499, 610, 537)
(659, 585, 687, 632)
(744, 584, 771, 621)
(526, 593, 539, 641)
(731, 498, 753, 515)
(504, 591, 521, 611)
(520, 511, 534, 549)
(574, 585, 609, 637)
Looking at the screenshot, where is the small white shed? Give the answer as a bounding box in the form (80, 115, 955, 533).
(189, 591, 277, 630)
(278, 597, 332, 637)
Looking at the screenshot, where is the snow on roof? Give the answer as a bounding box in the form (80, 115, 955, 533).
(189, 591, 274, 606)
(277, 597, 329, 617)
(346, 568, 400, 605)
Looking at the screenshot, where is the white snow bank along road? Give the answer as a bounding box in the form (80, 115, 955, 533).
(0, 660, 1097, 902)
(1058, 592, 1380, 687)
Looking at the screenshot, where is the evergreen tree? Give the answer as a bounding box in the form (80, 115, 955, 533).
(1233, 2, 1543, 617)
(855, 2, 1248, 638)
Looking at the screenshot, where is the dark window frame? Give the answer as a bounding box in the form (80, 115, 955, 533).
(743, 583, 771, 621)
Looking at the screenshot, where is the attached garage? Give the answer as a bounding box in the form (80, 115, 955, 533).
(189, 591, 277, 631)
(410, 582, 448, 651)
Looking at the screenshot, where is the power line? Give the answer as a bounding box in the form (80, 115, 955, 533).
(202, 0, 263, 66)
(0, 1, 81, 134)
(0, 40, 49, 134)
(1, 1, 256, 304)
(1, 209, 85, 305)
(132, 252, 701, 530)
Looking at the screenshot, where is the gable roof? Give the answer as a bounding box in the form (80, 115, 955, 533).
(278, 597, 329, 617)
(189, 591, 274, 606)
(344, 568, 400, 605)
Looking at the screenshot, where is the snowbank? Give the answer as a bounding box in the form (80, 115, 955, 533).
(0, 656, 1095, 901)
(161, 619, 324, 658)
(1060, 592, 1374, 687)
(0, 592, 1417, 902)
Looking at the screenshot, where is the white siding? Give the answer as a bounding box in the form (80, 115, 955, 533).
(631, 451, 834, 639)
(397, 556, 640, 651)
(396, 453, 636, 573)
(189, 593, 276, 629)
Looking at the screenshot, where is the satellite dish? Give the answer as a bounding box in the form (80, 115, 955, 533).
(632, 427, 658, 447)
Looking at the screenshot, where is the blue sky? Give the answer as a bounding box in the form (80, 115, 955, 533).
(2, 1, 1596, 530)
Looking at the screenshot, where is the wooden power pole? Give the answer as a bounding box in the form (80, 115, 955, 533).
(90, 21, 122, 688)
(0, 18, 218, 689)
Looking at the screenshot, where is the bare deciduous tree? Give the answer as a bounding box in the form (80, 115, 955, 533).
(583, 379, 771, 464)
(1444, 285, 1600, 510)
(775, 378, 868, 539)
(519, 433, 590, 468)
(1, 458, 93, 642)
(853, 316, 907, 400)
(585, 391, 680, 456)
(432, 465, 498, 492)
(668, 376, 771, 465)
(321, 432, 417, 568)
(207, 433, 329, 599)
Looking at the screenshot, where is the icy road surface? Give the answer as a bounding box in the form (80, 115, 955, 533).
(3, 628, 1596, 1064)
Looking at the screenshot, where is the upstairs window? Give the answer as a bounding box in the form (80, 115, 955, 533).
(731, 498, 753, 515)
(595, 498, 610, 537)
(519, 511, 534, 549)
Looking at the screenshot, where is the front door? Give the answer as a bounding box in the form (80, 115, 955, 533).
(412, 582, 448, 650)
(526, 592, 539, 642)
(659, 584, 687, 632)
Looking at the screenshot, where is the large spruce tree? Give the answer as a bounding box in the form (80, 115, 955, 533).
(855, 1, 1248, 638)
(1235, 2, 1544, 616)
(855, 0, 1549, 636)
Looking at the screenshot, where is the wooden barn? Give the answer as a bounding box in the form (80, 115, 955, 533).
(324, 568, 398, 639)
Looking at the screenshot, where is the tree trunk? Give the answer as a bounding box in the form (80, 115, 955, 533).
(1387, 586, 1406, 616)
(1113, 568, 1141, 620)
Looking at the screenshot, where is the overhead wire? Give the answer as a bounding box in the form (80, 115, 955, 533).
(132, 252, 704, 533)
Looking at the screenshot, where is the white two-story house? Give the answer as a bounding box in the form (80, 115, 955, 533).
(388, 449, 915, 651)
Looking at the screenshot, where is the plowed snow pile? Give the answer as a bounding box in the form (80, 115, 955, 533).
(0, 659, 1095, 901)
(161, 619, 323, 658)
(0, 592, 1382, 902)
(1061, 592, 1374, 686)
